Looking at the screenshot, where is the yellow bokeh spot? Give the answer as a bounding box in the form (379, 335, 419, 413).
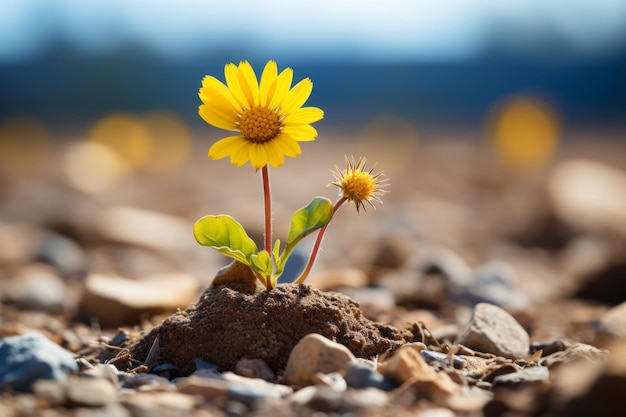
(88, 113, 150, 169)
(489, 97, 561, 172)
(0, 117, 51, 177)
(142, 112, 191, 174)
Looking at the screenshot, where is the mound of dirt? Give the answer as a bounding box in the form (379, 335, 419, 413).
(129, 283, 412, 375)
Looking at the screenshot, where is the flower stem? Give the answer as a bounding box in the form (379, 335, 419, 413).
(294, 196, 347, 284)
(261, 165, 274, 290)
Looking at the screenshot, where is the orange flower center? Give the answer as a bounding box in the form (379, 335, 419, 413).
(340, 171, 375, 202)
(239, 106, 281, 143)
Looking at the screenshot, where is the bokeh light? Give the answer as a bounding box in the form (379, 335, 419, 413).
(87, 113, 151, 170)
(61, 141, 131, 195)
(0, 117, 51, 177)
(488, 96, 561, 172)
(141, 111, 191, 175)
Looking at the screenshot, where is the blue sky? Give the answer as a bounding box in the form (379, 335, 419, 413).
(2, 0, 626, 63)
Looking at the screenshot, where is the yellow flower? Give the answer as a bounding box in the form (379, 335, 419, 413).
(331, 156, 388, 215)
(198, 60, 324, 169)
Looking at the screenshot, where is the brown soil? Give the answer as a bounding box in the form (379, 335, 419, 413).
(129, 283, 412, 375)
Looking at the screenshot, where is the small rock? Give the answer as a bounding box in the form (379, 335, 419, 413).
(312, 372, 347, 391)
(176, 376, 228, 402)
(120, 373, 175, 391)
(344, 361, 396, 391)
(2, 264, 70, 312)
(455, 303, 530, 359)
(83, 364, 120, 388)
(492, 366, 550, 387)
(121, 392, 197, 416)
(379, 345, 460, 396)
(227, 384, 272, 412)
(598, 301, 626, 339)
(284, 333, 357, 386)
(79, 273, 198, 328)
(421, 350, 467, 369)
(0, 332, 78, 392)
(234, 358, 275, 382)
(303, 386, 389, 413)
(66, 376, 118, 407)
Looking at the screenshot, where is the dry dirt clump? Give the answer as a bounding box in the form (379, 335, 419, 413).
(129, 283, 412, 375)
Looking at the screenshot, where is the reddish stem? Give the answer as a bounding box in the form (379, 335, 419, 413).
(294, 196, 347, 284)
(261, 165, 273, 290)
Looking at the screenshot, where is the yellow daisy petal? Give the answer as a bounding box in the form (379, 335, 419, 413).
(279, 78, 313, 116)
(281, 124, 318, 141)
(249, 143, 269, 169)
(201, 76, 243, 114)
(237, 61, 260, 107)
(268, 67, 293, 111)
(273, 133, 302, 157)
(199, 103, 237, 131)
(259, 60, 278, 107)
(231, 142, 252, 166)
(263, 140, 285, 167)
(208, 135, 247, 161)
(224, 63, 250, 109)
(282, 107, 324, 125)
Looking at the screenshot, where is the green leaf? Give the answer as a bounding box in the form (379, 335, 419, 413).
(274, 197, 333, 279)
(286, 197, 334, 245)
(249, 250, 273, 276)
(193, 215, 258, 265)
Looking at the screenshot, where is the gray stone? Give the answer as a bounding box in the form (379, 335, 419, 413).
(0, 332, 78, 392)
(344, 361, 396, 391)
(455, 303, 529, 359)
(492, 366, 550, 387)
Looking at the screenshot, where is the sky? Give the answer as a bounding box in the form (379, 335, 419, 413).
(2, 0, 626, 63)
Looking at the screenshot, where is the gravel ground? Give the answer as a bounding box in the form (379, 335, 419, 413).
(1, 132, 626, 416)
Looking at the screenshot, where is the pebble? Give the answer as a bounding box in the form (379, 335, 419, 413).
(284, 333, 357, 386)
(312, 372, 348, 391)
(455, 303, 530, 359)
(0, 332, 78, 392)
(234, 358, 275, 382)
(79, 272, 199, 328)
(302, 386, 389, 413)
(421, 350, 467, 369)
(492, 366, 550, 387)
(66, 376, 118, 406)
(379, 345, 460, 396)
(343, 361, 396, 391)
(121, 391, 197, 416)
(598, 301, 626, 339)
(2, 264, 70, 312)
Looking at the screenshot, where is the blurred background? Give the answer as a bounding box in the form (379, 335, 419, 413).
(1, 1, 626, 328)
